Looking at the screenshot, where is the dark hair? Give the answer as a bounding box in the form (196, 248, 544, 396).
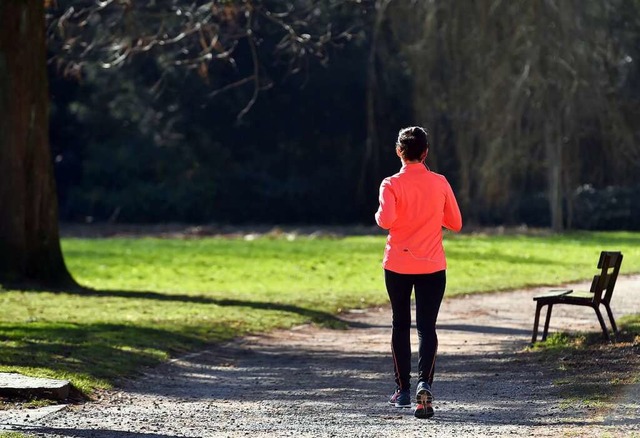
(396, 126, 430, 161)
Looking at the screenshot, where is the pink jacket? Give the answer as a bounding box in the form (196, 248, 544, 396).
(375, 163, 462, 274)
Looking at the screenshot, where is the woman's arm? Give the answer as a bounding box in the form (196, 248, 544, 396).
(442, 180, 462, 232)
(375, 179, 397, 229)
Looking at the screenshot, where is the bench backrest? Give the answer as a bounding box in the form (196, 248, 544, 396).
(590, 251, 623, 305)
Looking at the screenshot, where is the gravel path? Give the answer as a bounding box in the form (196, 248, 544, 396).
(3, 276, 640, 437)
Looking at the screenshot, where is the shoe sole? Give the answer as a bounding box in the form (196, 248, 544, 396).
(416, 388, 433, 404)
(415, 403, 434, 418)
(415, 388, 434, 418)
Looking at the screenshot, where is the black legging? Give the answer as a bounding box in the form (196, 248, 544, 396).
(384, 269, 446, 391)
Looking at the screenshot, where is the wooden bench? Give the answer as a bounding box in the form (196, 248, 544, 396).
(531, 251, 623, 343)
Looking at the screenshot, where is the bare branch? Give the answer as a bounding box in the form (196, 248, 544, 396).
(207, 75, 255, 98)
(236, 29, 260, 122)
(46, 0, 366, 117)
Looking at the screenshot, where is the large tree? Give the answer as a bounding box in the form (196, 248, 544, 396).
(0, 0, 74, 287)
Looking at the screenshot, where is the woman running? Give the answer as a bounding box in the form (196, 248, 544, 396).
(375, 126, 462, 419)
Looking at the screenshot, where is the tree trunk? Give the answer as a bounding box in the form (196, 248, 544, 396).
(357, 0, 391, 205)
(545, 123, 564, 232)
(0, 0, 75, 287)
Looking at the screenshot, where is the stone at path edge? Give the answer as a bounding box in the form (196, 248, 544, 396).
(0, 373, 70, 401)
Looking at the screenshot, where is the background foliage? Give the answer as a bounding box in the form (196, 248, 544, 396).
(48, 0, 640, 228)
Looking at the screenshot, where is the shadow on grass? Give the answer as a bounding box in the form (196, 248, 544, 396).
(526, 327, 640, 407)
(18, 284, 346, 329)
(0, 286, 347, 394)
(0, 322, 207, 388)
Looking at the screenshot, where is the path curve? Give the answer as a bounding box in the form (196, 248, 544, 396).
(4, 276, 640, 437)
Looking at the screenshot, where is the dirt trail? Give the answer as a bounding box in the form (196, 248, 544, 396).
(3, 276, 640, 437)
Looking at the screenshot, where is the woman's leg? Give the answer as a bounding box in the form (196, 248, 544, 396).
(384, 269, 414, 390)
(414, 270, 446, 386)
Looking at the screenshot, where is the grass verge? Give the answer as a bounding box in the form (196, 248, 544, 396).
(1, 230, 639, 395)
(528, 314, 640, 407)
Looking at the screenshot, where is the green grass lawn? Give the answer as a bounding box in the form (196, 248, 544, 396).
(1, 231, 640, 394)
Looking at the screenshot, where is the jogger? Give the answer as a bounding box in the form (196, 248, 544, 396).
(375, 126, 462, 417)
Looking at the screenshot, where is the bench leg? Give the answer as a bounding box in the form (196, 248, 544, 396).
(542, 304, 553, 341)
(603, 303, 618, 335)
(593, 306, 610, 342)
(532, 302, 544, 343)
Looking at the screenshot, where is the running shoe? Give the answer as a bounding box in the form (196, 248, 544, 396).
(415, 381, 434, 418)
(388, 388, 411, 408)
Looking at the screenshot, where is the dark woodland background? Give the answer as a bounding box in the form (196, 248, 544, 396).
(47, 1, 640, 230)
